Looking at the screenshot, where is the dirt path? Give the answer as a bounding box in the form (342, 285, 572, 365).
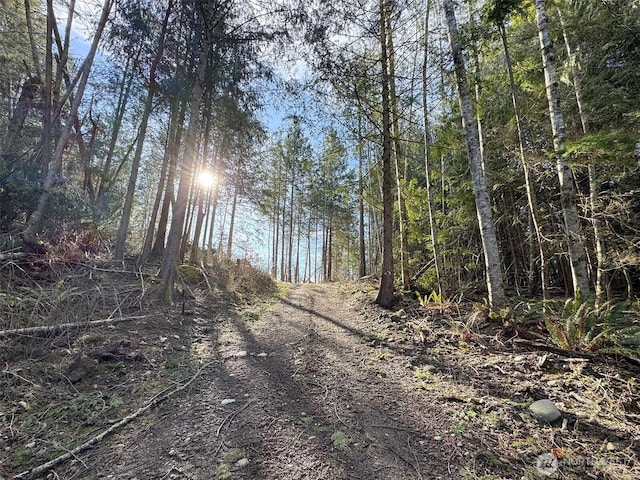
(88, 283, 460, 479)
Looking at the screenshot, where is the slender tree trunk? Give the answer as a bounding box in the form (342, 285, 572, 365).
(358, 117, 367, 278)
(535, 0, 590, 297)
(226, 186, 238, 258)
(466, 0, 486, 177)
(115, 0, 171, 260)
(159, 19, 209, 300)
(443, 0, 505, 308)
(180, 184, 198, 262)
(558, 8, 604, 303)
(306, 216, 312, 282)
(421, 0, 445, 299)
(190, 102, 213, 263)
(280, 197, 286, 281)
(23, 0, 41, 78)
(327, 220, 333, 282)
(295, 210, 301, 283)
(272, 186, 280, 278)
(40, 1, 53, 175)
(25, 0, 113, 237)
(152, 98, 186, 258)
(376, 0, 396, 308)
(140, 103, 179, 263)
(287, 167, 295, 282)
(386, 10, 409, 291)
(500, 22, 549, 299)
(206, 171, 221, 254)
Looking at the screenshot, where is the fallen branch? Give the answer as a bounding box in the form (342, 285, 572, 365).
(0, 315, 152, 338)
(14, 361, 215, 479)
(216, 400, 255, 437)
(0, 252, 28, 261)
(409, 258, 435, 286)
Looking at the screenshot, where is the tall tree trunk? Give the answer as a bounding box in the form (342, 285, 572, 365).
(40, 0, 53, 175)
(287, 163, 295, 282)
(226, 186, 238, 258)
(376, 0, 396, 308)
(466, 0, 486, 177)
(499, 22, 549, 299)
(295, 208, 301, 283)
(443, 0, 505, 308)
(535, 0, 591, 297)
(558, 7, 604, 303)
(190, 99, 213, 263)
(280, 196, 286, 281)
(152, 97, 186, 258)
(385, 8, 409, 291)
(358, 116, 367, 278)
(25, 0, 113, 237)
(271, 184, 280, 278)
(159, 18, 209, 300)
(180, 183, 197, 262)
(140, 102, 179, 264)
(421, 0, 445, 299)
(115, 0, 171, 260)
(23, 0, 41, 78)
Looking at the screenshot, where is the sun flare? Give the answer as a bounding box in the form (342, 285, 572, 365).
(197, 171, 217, 189)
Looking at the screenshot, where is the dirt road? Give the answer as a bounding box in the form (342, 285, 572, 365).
(88, 283, 460, 479)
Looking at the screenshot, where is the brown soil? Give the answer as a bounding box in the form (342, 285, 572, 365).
(2, 280, 639, 479)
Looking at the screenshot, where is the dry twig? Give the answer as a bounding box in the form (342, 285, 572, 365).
(13, 361, 216, 479)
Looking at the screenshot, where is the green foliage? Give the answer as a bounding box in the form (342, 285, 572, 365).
(543, 298, 640, 358)
(563, 130, 637, 164)
(416, 289, 443, 306)
(330, 430, 351, 451)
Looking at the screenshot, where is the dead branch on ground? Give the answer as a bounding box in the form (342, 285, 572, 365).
(0, 315, 152, 338)
(13, 361, 216, 479)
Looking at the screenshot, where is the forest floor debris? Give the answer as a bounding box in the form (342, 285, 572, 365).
(1, 263, 639, 479)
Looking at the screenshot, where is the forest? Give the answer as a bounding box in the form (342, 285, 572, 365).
(1, 0, 640, 349)
(1, 1, 640, 478)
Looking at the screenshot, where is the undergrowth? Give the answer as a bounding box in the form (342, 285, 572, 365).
(513, 296, 640, 360)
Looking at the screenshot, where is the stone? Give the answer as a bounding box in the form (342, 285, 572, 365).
(235, 458, 250, 468)
(221, 399, 236, 406)
(529, 399, 562, 423)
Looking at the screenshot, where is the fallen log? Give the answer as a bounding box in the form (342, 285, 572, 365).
(0, 315, 152, 338)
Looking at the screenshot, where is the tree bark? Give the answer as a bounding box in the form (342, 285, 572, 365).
(226, 186, 238, 258)
(358, 116, 367, 278)
(421, 0, 445, 299)
(375, 0, 396, 308)
(557, 7, 604, 303)
(443, 0, 505, 308)
(535, 0, 591, 297)
(385, 8, 409, 291)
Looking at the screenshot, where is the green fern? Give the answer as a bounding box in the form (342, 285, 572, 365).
(543, 297, 638, 357)
(416, 290, 442, 306)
